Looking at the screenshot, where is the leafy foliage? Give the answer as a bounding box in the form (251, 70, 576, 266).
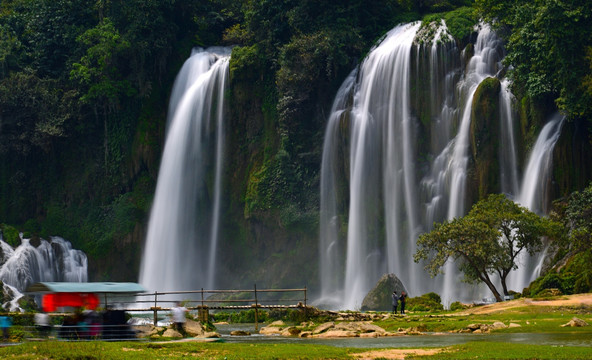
(476, 0, 592, 119)
(415, 194, 562, 301)
(407, 292, 445, 312)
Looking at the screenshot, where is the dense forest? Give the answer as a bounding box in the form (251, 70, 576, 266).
(0, 0, 591, 298)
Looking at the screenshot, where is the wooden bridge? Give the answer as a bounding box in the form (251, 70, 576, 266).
(115, 285, 308, 330)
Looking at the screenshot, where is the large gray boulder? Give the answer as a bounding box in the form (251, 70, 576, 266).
(361, 273, 406, 311)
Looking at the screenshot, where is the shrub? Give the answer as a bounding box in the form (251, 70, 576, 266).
(449, 301, 467, 311)
(406, 292, 444, 312)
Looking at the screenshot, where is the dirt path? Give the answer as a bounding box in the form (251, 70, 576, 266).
(459, 293, 592, 315)
(353, 348, 445, 359)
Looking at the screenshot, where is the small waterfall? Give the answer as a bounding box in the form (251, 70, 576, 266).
(0, 235, 87, 311)
(139, 48, 230, 293)
(508, 113, 565, 291)
(499, 79, 520, 195)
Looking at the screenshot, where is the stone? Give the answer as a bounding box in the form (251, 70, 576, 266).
(361, 273, 407, 311)
(269, 320, 285, 326)
(359, 323, 387, 334)
(184, 319, 205, 337)
(313, 322, 335, 334)
(359, 332, 379, 338)
(230, 330, 251, 336)
(280, 327, 301, 336)
(466, 323, 481, 331)
(204, 331, 220, 338)
(162, 328, 183, 338)
(259, 326, 283, 335)
(508, 323, 521, 328)
(315, 330, 358, 338)
(491, 321, 507, 329)
(560, 317, 589, 327)
(299, 331, 312, 338)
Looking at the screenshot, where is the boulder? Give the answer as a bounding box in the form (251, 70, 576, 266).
(259, 326, 283, 335)
(561, 317, 589, 327)
(230, 330, 251, 336)
(184, 319, 205, 337)
(361, 273, 407, 311)
(162, 328, 183, 338)
(280, 327, 301, 336)
(508, 323, 521, 328)
(491, 321, 507, 329)
(315, 330, 358, 338)
(313, 322, 335, 334)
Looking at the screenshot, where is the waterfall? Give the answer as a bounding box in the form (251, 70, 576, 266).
(318, 70, 357, 307)
(0, 235, 87, 311)
(507, 113, 565, 291)
(499, 79, 520, 195)
(319, 22, 511, 309)
(342, 22, 421, 310)
(139, 48, 230, 293)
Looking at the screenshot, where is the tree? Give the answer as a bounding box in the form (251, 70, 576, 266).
(414, 194, 562, 301)
(476, 0, 592, 119)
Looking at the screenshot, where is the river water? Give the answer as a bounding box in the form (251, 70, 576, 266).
(215, 324, 592, 348)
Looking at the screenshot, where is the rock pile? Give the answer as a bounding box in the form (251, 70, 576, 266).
(259, 320, 422, 338)
(453, 321, 520, 333)
(138, 319, 220, 339)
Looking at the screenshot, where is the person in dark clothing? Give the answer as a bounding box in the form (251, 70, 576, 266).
(391, 291, 398, 313)
(399, 291, 407, 314)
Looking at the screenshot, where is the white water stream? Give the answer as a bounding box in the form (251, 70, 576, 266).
(318, 21, 561, 309)
(139, 48, 230, 293)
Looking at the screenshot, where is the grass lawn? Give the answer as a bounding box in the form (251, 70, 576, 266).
(1, 340, 592, 359)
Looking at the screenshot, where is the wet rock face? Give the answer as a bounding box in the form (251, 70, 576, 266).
(361, 273, 407, 311)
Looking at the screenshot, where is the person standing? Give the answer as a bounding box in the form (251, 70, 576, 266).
(399, 291, 407, 315)
(34, 311, 51, 338)
(391, 291, 398, 313)
(171, 301, 188, 335)
(0, 314, 11, 341)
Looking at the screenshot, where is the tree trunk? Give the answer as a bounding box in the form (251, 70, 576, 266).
(481, 274, 503, 302)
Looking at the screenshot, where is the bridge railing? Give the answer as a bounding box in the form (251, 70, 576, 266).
(104, 285, 308, 330)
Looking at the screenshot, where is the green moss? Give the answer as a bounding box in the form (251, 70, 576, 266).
(443, 7, 478, 42)
(0, 224, 20, 247)
(470, 77, 501, 199)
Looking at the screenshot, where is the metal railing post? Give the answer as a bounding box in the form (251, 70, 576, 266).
(254, 284, 259, 331)
(153, 292, 158, 326)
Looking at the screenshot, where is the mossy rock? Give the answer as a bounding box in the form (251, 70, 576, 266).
(470, 76, 501, 199)
(361, 273, 407, 311)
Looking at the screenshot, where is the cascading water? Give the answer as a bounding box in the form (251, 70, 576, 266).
(0, 235, 87, 311)
(139, 48, 230, 293)
(319, 22, 515, 309)
(507, 113, 565, 291)
(318, 71, 357, 307)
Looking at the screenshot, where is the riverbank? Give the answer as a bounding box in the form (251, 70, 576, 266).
(0, 294, 590, 359)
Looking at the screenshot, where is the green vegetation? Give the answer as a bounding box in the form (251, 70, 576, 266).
(0, 0, 590, 292)
(525, 182, 592, 297)
(0, 340, 591, 360)
(419, 342, 592, 360)
(476, 0, 592, 120)
(415, 194, 563, 301)
(407, 292, 445, 312)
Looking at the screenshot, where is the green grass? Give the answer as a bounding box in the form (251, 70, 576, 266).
(373, 305, 592, 334)
(2, 340, 592, 360)
(412, 342, 592, 359)
(0, 341, 354, 360)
